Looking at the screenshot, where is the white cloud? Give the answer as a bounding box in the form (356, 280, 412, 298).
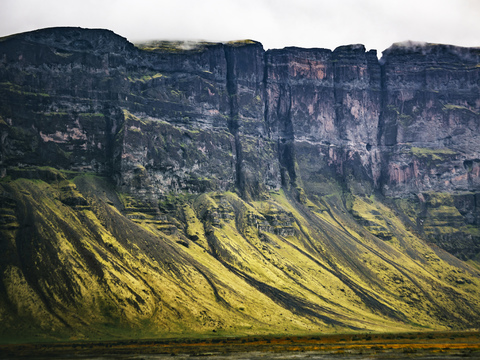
(0, 0, 478, 51)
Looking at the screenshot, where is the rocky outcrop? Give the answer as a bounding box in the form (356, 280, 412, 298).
(1, 27, 479, 258)
(265, 45, 383, 195)
(0, 29, 273, 200)
(379, 42, 480, 197)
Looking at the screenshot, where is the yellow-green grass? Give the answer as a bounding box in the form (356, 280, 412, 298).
(1, 171, 480, 343)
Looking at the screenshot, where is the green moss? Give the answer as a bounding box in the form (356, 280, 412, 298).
(295, 186, 320, 211)
(43, 112, 69, 117)
(170, 89, 183, 99)
(442, 104, 478, 114)
(193, 193, 218, 220)
(387, 105, 400, 115)
(135, 41, 216, 53)
(0, 81, 22, 92)
(2, 167, 480, 341)
(183, 204, 208, 248)
(54, 51, 73, 58)
(129, 127, 142, 133)
(122, 109, 148, 125)
(426, 192, 454, 207)
(226, 39, 257, 47)
(347, 195, 397, 242)
(398, 113, 412, 127)
(410, 147, 457, 161)
(127, 73, 163, 83)
(465, 225, 480, 237)
(0, 81, 50, 97)
(393, 198, 421, 227)
(386, 105, 414, 127)
(0, 115, 8, 126)
(419, 192, 473, 241)
(79, 112, 105, 118)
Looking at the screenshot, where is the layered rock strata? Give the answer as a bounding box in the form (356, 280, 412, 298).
(0, 28, 479, 257)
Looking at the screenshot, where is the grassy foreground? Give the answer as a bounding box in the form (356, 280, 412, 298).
(1, 331, 480, 358)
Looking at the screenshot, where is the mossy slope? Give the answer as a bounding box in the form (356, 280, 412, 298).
(1, 169, 480, 343)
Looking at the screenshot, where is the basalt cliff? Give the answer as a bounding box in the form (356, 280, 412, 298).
(0, 27, 480, 342)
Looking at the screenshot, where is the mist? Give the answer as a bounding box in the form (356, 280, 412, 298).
(1, 0, 479, 52)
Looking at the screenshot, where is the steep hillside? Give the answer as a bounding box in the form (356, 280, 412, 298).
(0, 27, 479, 342)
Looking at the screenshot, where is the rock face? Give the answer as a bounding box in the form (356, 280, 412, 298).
(265, 45, 383, 197)
(1, 27, 480, 258)
(377, 43, 480, 258)
(1, 29, 478, 195)
(1, 28, 480, 341)
(379, 42, 480, 196)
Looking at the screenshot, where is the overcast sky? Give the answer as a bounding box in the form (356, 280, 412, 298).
(1, 0, 479, 54)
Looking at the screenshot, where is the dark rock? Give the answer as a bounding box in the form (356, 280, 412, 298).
(1, 27, 479, 260)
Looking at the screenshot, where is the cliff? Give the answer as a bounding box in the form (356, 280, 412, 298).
(2, 29, 478, 197)
(0, 27, 480, 342)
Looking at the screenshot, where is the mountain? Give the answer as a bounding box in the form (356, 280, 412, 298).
(0, 27, 479, 342)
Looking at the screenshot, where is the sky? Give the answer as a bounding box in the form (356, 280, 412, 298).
(1, 0, 479, 54)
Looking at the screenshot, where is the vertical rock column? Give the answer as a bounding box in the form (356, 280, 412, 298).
(332, 45, 382, 192)
(224, 42, 281, 199)
(265, 48, 336, 192)
(379, 43, 480, 197)
(265, 45, 382, 196)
